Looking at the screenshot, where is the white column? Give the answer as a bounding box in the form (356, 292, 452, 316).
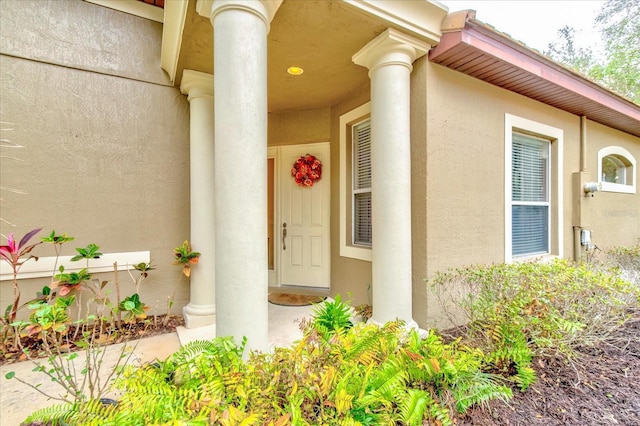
(180, 70, 216, 329)
(204, 0, 280, 353)
(353, 29, 429, 327)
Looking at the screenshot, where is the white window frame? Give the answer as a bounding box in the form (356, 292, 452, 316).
(597, 146, 636, 194)
(505, 114, 563, 263)
(340, 102, 372, 261)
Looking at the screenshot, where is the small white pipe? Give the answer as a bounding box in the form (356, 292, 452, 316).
(580, 116, 587, 172)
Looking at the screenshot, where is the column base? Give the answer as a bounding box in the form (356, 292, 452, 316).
(183, 304, 216, 329)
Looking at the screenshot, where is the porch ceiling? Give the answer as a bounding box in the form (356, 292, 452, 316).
(429, 13, 640, 138)
(174, 0, 388, 113)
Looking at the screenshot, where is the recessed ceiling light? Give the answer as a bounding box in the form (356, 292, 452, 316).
(287, 66, 304, 76)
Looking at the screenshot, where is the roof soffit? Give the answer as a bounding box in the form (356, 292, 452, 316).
(161, 0, 449, 112)
(429, 15, 640, 138)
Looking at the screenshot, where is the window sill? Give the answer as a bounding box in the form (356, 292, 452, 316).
(340, 245, 372, 262)
(599, 182, 636, 194)
(0, 251, 151, 281)
(510, 253, 559, 263)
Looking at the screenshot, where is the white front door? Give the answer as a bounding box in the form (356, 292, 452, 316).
(279, 143, 331, 288)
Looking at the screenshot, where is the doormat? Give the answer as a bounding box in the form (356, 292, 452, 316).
(268, 293, 326, 306)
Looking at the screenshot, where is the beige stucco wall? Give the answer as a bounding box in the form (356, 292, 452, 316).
(268, 108, 331, 146)
(0, 0, 170, 85)
(412, 60, 638, 328)
(586, 121, 640, 249)
(0, 0, 190, 318)
(330, 87, 372, 307)
(410, 56, 430, 327)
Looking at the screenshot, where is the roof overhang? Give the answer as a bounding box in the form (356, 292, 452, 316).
(160, 0, 448, 113)
(429, 11, 640, 138)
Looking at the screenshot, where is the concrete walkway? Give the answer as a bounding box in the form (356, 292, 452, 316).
(0, 303, 314, 426)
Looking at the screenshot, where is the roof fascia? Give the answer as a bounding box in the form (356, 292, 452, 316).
(342, 0, 448, 45)
(431, 20, 640, 122)
(466, 23, 640, 120)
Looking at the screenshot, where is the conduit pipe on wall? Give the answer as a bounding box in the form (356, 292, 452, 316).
(574, 115, 588, 261)
(580, 115, 587, 172)
(573, 226, 582, 261)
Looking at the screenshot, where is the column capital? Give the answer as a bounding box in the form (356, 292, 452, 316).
(352, 28, 430, 74)
(180, 69, 214, 101)
(196, 0, 283, 31)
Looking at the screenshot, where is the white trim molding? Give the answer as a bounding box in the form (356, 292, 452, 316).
(342, 0, 447, 44)
(504, 114, 563, 263)
(340, 102, 372, 262)
(597, 146, 637, 194)
(161, 0, 189, 84)
(0, 251, 151, 281)
(84, 0, 163, 22)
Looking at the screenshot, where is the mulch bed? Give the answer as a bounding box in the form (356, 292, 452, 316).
(455, 313, 640, 425)
(6, 313, 640, 425)
(1, 314, 185, 365)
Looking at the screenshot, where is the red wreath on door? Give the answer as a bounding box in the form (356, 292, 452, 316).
(291, 154, 322, 187)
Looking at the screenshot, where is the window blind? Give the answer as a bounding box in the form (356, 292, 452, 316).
(354, 192, 372, 245)
(354, 121, 371, 190)
(512, 205, 549, 256)
(353, 120, 372, 246)
(512, 132, 549, 256)
(512, 133, 548, 202)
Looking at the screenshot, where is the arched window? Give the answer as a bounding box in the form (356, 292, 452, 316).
(598, 147, 636, 194)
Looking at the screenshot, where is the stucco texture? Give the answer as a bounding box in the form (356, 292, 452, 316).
(0, 0, 170, 85)
(330, 87, 373, 307)
(268, 108, 331, 147)
(411, 61, 630, 328)
(587, 121, 640, 249)
(0, 0, 190, 317)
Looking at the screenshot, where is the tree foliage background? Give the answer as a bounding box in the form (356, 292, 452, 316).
(545, 0, 639, 104)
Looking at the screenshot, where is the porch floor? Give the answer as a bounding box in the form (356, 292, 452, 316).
(176, 301, 315, 348)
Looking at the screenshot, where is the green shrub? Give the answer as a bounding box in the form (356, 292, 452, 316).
(603, 243, 640, 286)
(432, 258, 640, 363)
(24, 318, 512, 425)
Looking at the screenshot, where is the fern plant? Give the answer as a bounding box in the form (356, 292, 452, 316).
(311, 294, 353, 339)
(20, 306, 516, 425)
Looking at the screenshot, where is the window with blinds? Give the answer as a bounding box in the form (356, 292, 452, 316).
(511, 132, 550, 256)
(353, 119, 372, 246)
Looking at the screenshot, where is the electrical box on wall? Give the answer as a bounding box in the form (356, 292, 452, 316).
(581, 230, 592, 249)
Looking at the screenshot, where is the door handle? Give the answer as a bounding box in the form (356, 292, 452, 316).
(282, 222, 287, 250)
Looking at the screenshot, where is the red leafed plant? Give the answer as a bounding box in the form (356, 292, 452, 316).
(0, 228, 42, 323)
(291, 154, 322, 187)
